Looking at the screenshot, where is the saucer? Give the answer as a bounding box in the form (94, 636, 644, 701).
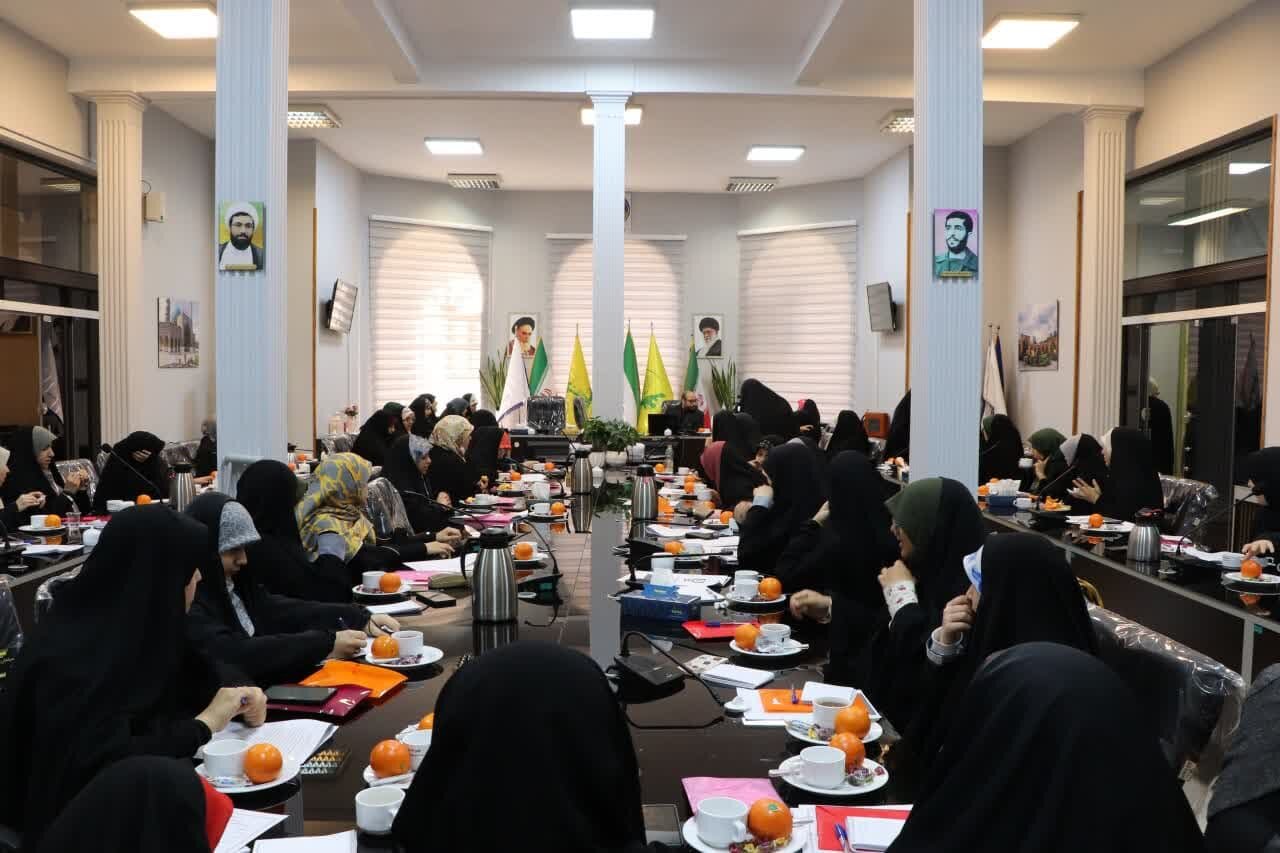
(785, 718, 883, 745)
(352, 580, 410, 598)
(729, 638, 806, 658)
(364, 646, 444, 669)
(362, 765, 414, 788)
(773, 755, 890, 797)
(1223, 571, 1280, 586)
(197, 758, 302, 794)
(679, 818, 806, 853)
(19, 525, 66, 535)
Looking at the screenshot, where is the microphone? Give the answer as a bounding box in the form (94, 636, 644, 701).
(100, 443, 158, 496)
(1033, 463, 1078, 500)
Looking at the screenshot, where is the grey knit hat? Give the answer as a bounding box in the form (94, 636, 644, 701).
(218, 501, 261, 553)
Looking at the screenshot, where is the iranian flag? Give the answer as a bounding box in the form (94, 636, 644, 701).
(528, 336, 550, 395)
(623, 326, 641, 428)
(682, 335, 699, 393)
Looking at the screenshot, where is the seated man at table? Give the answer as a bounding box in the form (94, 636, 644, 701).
(676, 389, 705, 434)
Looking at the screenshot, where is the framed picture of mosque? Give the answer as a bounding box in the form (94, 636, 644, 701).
(157, 298, 200, 368)
(1017, 301, 1059, 371)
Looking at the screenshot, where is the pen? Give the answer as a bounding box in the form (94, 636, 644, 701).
(790, 686, 799, 705)
(833, 823, 852, 853)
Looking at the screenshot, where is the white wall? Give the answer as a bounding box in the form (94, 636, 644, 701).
(314, 142, 365, 437)
(138, 107, 215, 442)
(736, 178, 863, 233)
(857, 151, 910, 415)
(286, 141, 316, 446)
(0, 19, 89, 166)
(1003, 113, 1083, 435)
(982, 145, 1011, 389)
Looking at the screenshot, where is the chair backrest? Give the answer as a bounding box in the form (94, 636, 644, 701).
(365, 477, 412, 541)
(1089, 604, 1244, 778)
(1159, 475, 1220, 537)
(94, 448, 109, 473)
(0, 576, 23, 692)
(55, 458, 99, 501)
(34, 566, 82, 624)
(527, 395, 566, 434)
(320, 434, 355, 455)
(160, 441, 196, 467)
(661, 399, 682, 418)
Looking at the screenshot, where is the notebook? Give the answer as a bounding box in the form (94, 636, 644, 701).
(848, 813, 909, 851)
(253, 831, 356, 852)
(700, 662, 773, 689)
(810, 806, 912, 852)
(210, 719, 337, 764)
(212, 810, 286, 853)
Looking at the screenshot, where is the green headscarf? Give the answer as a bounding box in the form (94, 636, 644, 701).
(1029, 428, 1067, 460)
(886, 477, 944, 556)
(981, 415, 995, 437)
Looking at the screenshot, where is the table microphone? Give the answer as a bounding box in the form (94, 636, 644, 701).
(1033, 463, 1078, 500)
(99, 442, 157, 495)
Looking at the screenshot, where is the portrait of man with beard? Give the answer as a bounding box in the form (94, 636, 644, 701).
(218, 201, 265, 271)
(933, 208, 979, 279)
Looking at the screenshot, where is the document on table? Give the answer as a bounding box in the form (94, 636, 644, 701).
(402, 552, 477, 574)
(366, 600, 425, 615)
(213, 810, 287, 853)
(211, 719, 337, 763)
(18, 543, 82, 555)
(253, 831, 356, 852)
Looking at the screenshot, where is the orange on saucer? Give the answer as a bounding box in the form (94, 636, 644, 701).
(244, 743, 283, 784)
(747, 799, 792, 842)
(1241, 559, 1264, 579)
(654, 463, 666, 473)
(44, 514, 62, 528)
(758, 577, 782, 599)
(136, 494, 152, 505)
(510, 471, 522, 482)
(370, 740, 411, 778)
(733, 623, 759, 650)
(418, 713, 435, 730)
(513, 542, 535, 560)
(829, 732, 865, 770)
(378, 572, 402, 593)
(835, 704, 871, 738)
(683, 482, 696, 494)
(371, 635, 399, 659)
(663, 540, 684, 555)
(1088, 513, 1104, 529)
(544, 461, 555, 472)
(550, 501, 566, 516)
(719, 510, 733, 525)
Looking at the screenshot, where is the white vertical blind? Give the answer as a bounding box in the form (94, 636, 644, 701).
(547, 237, 686, 398)
(739, 224, 857, 416)
(369, 218, 490, 407)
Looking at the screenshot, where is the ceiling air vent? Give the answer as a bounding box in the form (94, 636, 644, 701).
(725, 177, 777, 193)
(447, 173, 502, 190)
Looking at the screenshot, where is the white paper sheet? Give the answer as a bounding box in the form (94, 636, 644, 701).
(17, 543, 82, 556)
(213, 810, 287, 853)
(702, 663, 773, 689)
(212, 719, 336, 763)
(402, 553, 476, 573)
(366, 601, 425, 615)
(254, 831, 357, 852)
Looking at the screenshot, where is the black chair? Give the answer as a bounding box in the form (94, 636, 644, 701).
(1159, 474, 1220, 538)
(0, 825, 19, 852)
(33, 567, 81, 624)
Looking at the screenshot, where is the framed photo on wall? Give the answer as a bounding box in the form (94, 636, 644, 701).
(933, 208, 979, 279)
(217, 201, 265, 272)
(1018, 301, 1059, 371)
(693, 314, 724, 359)
(157, 298, 200, 368)
(507, 313, 539, 360)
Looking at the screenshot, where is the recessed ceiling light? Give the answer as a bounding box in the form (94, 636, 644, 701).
(1229, 162, 1270, 175)
(982, 14, 1080, 50)
(570, 5, 655, 39)
(880, 110, 915, 134)
(288, 105, 342, 129)
(1139, 196, 1182, 206)
(1168, 204, 1250, 227)
(447, 173, 502, 190)
(747, 145, 806, 163)
(127, 2, 217, 39)
(424, 138, 484, 156)
(726, 177, 778, 193)
(580, 106, 644, 126)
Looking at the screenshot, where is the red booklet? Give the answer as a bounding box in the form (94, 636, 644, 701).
(682, 619, 759, 640)
(266, 684, 372, 719)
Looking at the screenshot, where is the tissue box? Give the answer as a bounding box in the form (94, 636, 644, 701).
(619, 590, 702, 623)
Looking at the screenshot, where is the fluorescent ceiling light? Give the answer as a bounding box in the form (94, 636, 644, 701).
(726, 177, 778, 193)
(1139, 196, 1182, 206)
(747, 145, 806, 162)
(571, 6, 655, 39)
(1168, 205, 1250, 227)
(580, 106, 644, 126)
(288, 105, 342, 129)
(39, 177, 82, 194)
(982, 14, 1080, 49)
(424, 138, 484, 156)
(1229, 162, 1270, 175)
(447, 173, 502, 190)
(880, 110, 915, 134)
(128, 2, 217, 39)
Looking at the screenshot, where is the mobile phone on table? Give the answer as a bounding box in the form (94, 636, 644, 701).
(265, 685, 336, 705)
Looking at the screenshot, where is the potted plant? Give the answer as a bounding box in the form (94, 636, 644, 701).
(710, 360, 738, 411)
(479, 350, 509, 410)
(580, 417, 641, 467)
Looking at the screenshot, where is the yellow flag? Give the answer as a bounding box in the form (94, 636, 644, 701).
(565, 332, 592, 428)
(637, 331, 673, 434)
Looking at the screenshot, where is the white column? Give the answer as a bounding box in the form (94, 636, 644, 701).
(1077, 106, 1134, 435)
(589, 91, 630, 422)
(94, 93, 146, 442)
(908, 0, 983, 487)
(215, 0, 289, 484)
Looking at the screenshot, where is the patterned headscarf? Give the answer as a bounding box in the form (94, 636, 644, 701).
(409, 434, 432, 463)
(431, 415, 473, 458)
(296, 453, 375, 560)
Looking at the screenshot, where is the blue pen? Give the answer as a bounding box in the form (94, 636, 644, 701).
(833, 823, 852, 853)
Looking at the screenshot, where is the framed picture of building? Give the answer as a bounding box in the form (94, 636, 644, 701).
(158, 298, 199, 368)
(1018, 301, 1059, 371)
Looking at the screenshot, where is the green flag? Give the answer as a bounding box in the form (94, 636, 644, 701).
(637, 331, 673, 434)
(623, 326, 641, 428)
(528, 336, 549, 395)
(682, 334, 699, 394)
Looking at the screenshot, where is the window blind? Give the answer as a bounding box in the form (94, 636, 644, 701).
(369, 218, 490, 407)
(546, 237, 685, 397)
(738, 224, 857, 417)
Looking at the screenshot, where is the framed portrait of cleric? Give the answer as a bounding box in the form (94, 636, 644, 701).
(1017, 301, 1059, 371)
(693, 314, 724, 359)
(933, 208, 979, 279)
(217, 201, 266, 272)
(507, 313, 539, 361)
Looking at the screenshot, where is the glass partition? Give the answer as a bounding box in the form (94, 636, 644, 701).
(0, 146, 96, 274)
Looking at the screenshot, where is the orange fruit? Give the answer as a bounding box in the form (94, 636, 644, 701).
(734, 623, 759, 650)
(136, 494, 153, 505)
(663, 540, 684, 555)
(719, 510, 733, 525)
(684, 475, 697, 485)
(551, 522, 567, 534)
(510, 471, 522, 482)
(989, 478, 1000, 484)
(550, 501, 566, 516)
(378, 572, 402, 593)
(835, 704, 871, 738)
(1241, 593, 1262, 606)
(654, 463, 666, 473)
(513, 542, 535, 560)
(1242, 559, 1264, 579)
(977, 485, 990, 497)
(418, 713, 435, 730)
(544, 461, 555, 472)
(829, 732, 866, 771)
(683, 481, 696, 494)
(747, 799, 792, 842)
(371, 635, 399, 659)
(1088, 513, 1104, 529)
(44, 514, 62, 528)
(758, 577, 782, 599)
(287, 462, 297, 471)
(244, 743, 283, 784)
(370, 739, 411, 778)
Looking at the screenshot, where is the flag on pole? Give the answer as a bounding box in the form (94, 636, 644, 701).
(682, 335, 699, 393)
(528, 336, 550, 395)
(637, 330, 673, 434)
(623, 326, 641, 429)
(982, 329, 1008, 418)
(497, 346, 530, 428)
(565, 330, 592, 428)
(994, 329, 1006, 392)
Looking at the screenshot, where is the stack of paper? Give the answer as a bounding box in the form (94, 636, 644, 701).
(702, 663, 773, 689)
(848, 812, 909, 851)
(211, 719, 337, 763)
(254, 831, 356, 852)
(213, 811, 286, 853)
(736, 688, 809, 726)
(366, 600, 424, 615)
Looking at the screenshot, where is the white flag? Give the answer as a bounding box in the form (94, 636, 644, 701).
(497, 352, 530, 428)
(982, 334, 1007, 418)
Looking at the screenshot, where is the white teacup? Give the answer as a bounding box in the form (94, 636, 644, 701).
(695, 797, 749, 847)
(682, 541, 704, 555)
(677, 466, 691, 476)
(532, 502, 551, 516)
(650, 555, 675, 573)
(29, 515, 48, 528)
(472, 494, 497, 506)
(811, 696, 852, 731)
(392, 630, 423, 657)
(203, 739, 248, 781)
(734, 570, 761, 583)
(757, 623, 791, 652)
(650, 566, 676, 587)
(1222, 552, 1245, 569)
(734, 578, 759, 599)
(695, 487, 712, 502)
(355, 786, 404, 834)
(82, 528, 101, 549)
(362, 570, 384, 593)
(800, 745, 847, 789)
(399, 729, 432, 770)
(531, 482, 552, 501)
